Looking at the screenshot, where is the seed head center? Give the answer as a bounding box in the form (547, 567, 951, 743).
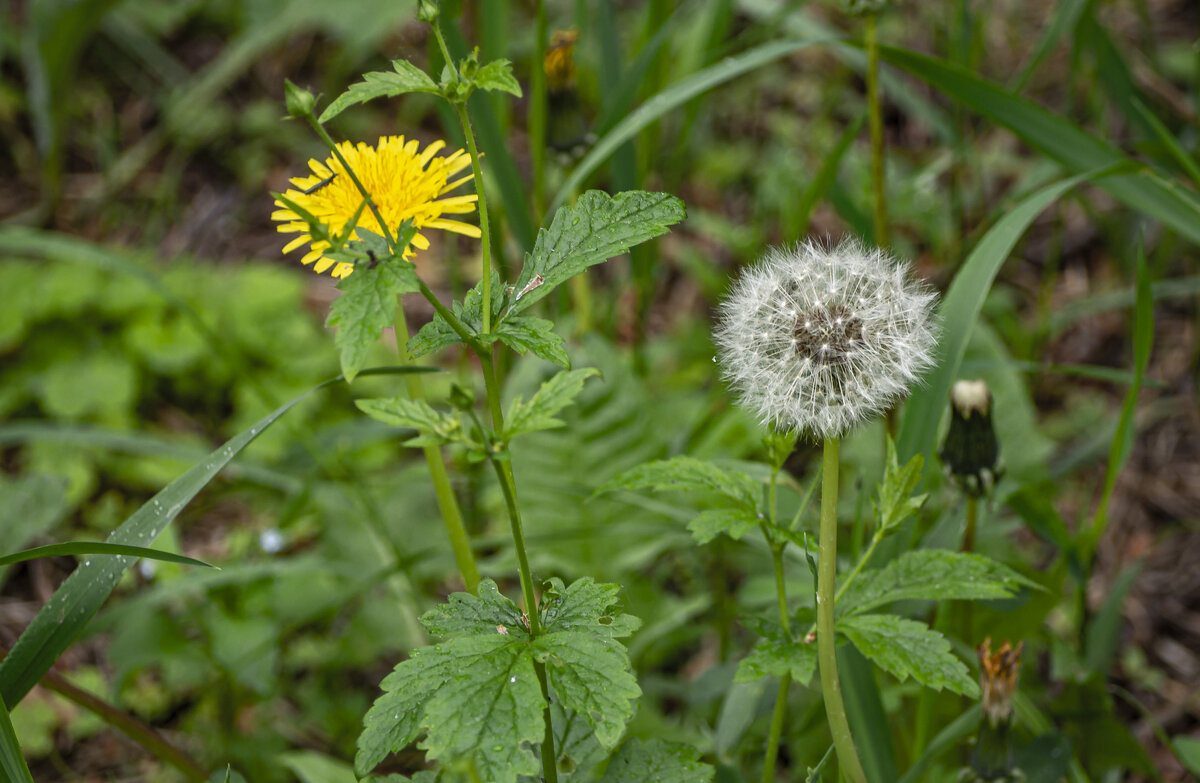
(793, 306, 863, 365)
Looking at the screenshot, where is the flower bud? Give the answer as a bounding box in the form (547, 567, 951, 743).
(416, 0, 440, 23)
(968, 639, 1024, 782)
(284, 80, 317, 119)
(940, 379, 1002, 496)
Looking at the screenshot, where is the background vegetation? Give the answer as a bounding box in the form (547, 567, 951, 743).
(1, 0, 1198, 780)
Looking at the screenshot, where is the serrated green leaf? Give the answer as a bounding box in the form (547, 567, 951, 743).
(494, 317, 569, 368)
(421, 578, 527, 639)
(327, 251, 420, 383)
(319, 60, 440, 123)
(688, 508, 760, 544)
(356, 643, 449, 775)
(505, 369, 600, 439)
(0, 542, 213, 569)
(598, 738, 714, 783)
(734, 633, 817, 686)
(598, 456, 760, 510)
(539, 577, 640, 640)
(874, 437, 926, 533)
(355, 398, 464, 447)
(838, 614, 978, 696)
(507, 191, 685, 315)
(535, 631, 639, 749)
(407, 272, 503, 357)
(473, 59, 522, 97)
(419, 636, 543, 783)
(838, 549, 1036, 617)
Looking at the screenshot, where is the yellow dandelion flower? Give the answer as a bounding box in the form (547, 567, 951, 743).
(272, 135, 480, 278)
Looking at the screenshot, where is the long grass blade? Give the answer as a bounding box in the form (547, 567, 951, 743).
(0, 543, 215, 570)
(0, 367, 432, 707)
(879, 45, 1200, 246)
(897, 171, 1097, 463)
(551, 38, 829, 211)
(0, 692, 34, 783)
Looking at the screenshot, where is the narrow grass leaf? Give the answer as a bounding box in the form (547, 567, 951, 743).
(0, 692, 34, 783)
(551, 38, 827, 211)
(897, 172, 1093, 463)
(0, 543, 214, 570)
(897, 705, 981, 783)
(879, 45, 1200, 246)
(837, 645, 899, 783)
(0, 367, 430, 707)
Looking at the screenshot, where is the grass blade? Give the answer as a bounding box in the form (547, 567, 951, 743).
(0, 367, 432, 707)
(897, 705, 981, 783)
(837, 645, 898, 783)
(0, 692, 34, 783)
(0, 543, 215, 570)
(879, 44, 1200, 246)
(551, 38, 829, 211)
(897, 171, 1096, 463)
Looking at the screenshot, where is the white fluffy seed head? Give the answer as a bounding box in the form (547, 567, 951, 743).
(714, 238, 939, 440)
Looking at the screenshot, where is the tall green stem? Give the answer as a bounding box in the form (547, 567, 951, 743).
(762, 671, 792, 783)
(480, 351, 558, 783)
(393, 309, 480, 593)
(865, 13, 888, 247)
(818, 438, 867, 783)
(761, 466, 793, 782)
(454, 102, 495, 334)
(530, 0, 548, 218)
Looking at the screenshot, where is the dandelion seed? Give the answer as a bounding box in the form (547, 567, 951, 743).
(271, 136, 480, 278)
(714, 238, 938, 439)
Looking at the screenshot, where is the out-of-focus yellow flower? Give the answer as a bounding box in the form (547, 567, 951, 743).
(272, 136, 479, 278)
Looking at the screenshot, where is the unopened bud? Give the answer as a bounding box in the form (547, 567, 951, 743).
(284, 80, 317, 119)
(416, 0, 439, 23)
(940, 379, 1002, 497)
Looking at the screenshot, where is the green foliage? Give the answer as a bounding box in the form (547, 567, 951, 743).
(355, 398, 465, 448)
(837, 614, 978, 697)
(873, 438, 927, 535)
(598, 738, 714, 783)
(734, 631, 817, 686)
(838, 549, 1036, 617)
(358, 578, 641, 780)
(319, 60, 440, 123)
(493, 317, 570, 368)
(504, 369, 600, 439)
(0, 542, 214, 569)
(0, 693, 34, 783)
(471, 58, 522, 97)
(599, 456, 760, 511)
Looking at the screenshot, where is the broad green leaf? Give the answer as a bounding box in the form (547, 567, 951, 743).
(874, 437, 926, 534)
(507, 191, 686, 315)
(505, 369, 600, 439)
(598, 738, 714, 783)
(0, 368, 429, 708)
(1173, 737, 1200, 776)
(734, 633, 817, 686)
(420, 579, 527, 639)
(599, 456, 760, 510)
(897, 172, 1093, 464)
(0, 542, 214, 570)
(495, 317, 569, 368)
(879, 45, 1200, 246)
(838, 614, 978, 696)
(0, 692, 33, 783)
(538, 577, 641, 640)
(838, 549, 1035, 617)
(535, 631, 640, 750)
(278, 751, 357, 783)
(552, 38, 827, 211)
(319, 60, 440, 123)
(356, 644, 461, 776)
(356, 398, 464, 447)
(473, 59, 522, 96)
(688, 508, 760, 544)
(327, 234, 421, 383)
(419, 636, 543, 783)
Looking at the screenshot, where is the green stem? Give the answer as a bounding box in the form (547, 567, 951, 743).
(817, 438, 867, 783)
(762, 672, 793, 783)
(865, 13, 888, 248)
(430, 21, 460, 85)
(530, 0, 548, 218)
(454, 102, 495, 335)
(480, 351, 557, 783)
(962, 495, 978, 554)
(306, 117, 398, 253)
(393, 306, 480, 593)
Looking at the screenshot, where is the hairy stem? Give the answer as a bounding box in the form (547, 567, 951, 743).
(393, 307, 480, 593)
(761, 466, 794, 781)
(818, 438, 867, 783)
(865, 13, 888, 247)
(454, 102, 495, 335)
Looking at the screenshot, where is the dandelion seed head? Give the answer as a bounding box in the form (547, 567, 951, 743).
(714, 238, 939, 439)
